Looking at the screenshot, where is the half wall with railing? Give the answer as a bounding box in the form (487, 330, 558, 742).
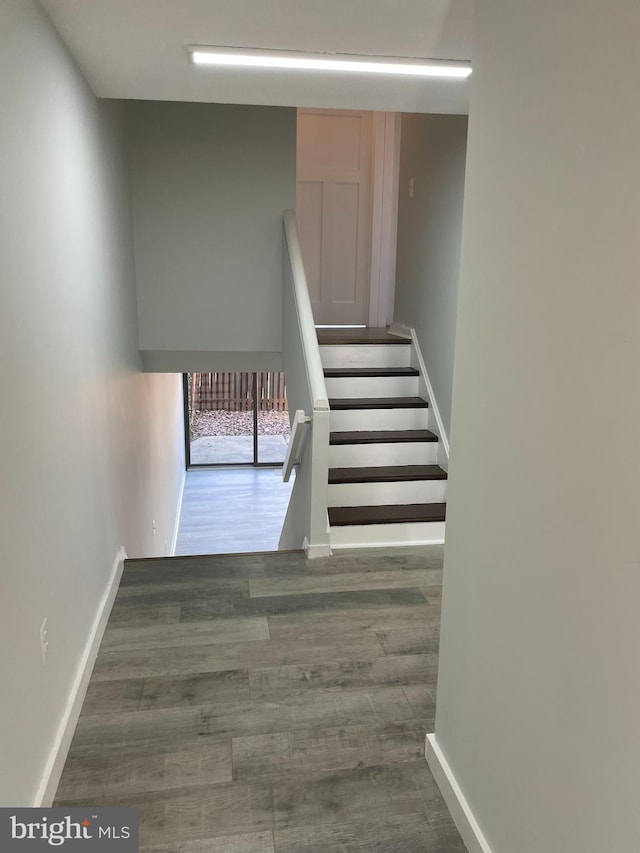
(278, 210, 332, 557)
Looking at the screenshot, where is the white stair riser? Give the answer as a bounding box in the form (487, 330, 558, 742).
(329, 442, 439, 468)
(330, 520, 446, 548)
(320, 345, 411, 369)
(330, 408, 429, 432)
(325, 375, 419, 399)
(328, 479, 447, 508)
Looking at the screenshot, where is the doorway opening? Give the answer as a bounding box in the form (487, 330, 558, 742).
(183, 372, 290, 468)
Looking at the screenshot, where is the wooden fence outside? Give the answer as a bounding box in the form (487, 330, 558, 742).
(191, 372, 288, 412)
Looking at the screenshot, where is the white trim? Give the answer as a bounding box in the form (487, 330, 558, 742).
(368, 113, 385, 327)
(369, 113, 401, 327)
(329, 407, 429, 432)
(382, 113, 402, 326)
(388, 321, 413, 340)
(332, 536, 445, 550)
(302, 536, 332, 558)
(324, 374, 419, 398)
(331, 520, 445, 549)
(426, 734, 494, 853)
(390, 322, 450, 471)
(319, 342, 411, 369)
(329, 440, 439, 469)
(170, 470, 186, 556)
(35, 546, 127, 806)
(328, 478, 447, 507)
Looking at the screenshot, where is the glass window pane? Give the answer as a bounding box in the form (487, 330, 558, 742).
(187, 372, 255, 465)
(256, 372, 290, 464)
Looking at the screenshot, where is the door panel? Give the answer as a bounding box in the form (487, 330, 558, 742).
(298, 112, 363, 172)
(296, 181, 323, 304)
(297, 109, 373, 325)
(329, 182, 359, 305)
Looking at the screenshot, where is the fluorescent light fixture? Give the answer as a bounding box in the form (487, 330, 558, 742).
(188, 47, 471, 79)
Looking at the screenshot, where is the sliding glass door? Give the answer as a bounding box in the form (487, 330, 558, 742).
(256, 372, 289, 465)
(184, 372, 289, 467)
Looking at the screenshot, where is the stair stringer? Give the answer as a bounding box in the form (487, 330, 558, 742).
(389, 322, 449, 473)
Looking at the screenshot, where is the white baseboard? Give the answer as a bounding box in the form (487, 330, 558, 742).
(409, 328, 450, 466)
(302, 536, 333, 559)
(35, 546, 127, 806)
(170, 470, 186, 556)
(388, 321, 413, 340)
(332, 538, 445, 551)
(426, 734, 493, 853)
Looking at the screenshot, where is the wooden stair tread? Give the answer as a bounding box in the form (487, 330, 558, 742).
(329, 465, 446, 484)
(329, 397, 428, 410)
(330, 429, 438, 445)
(317, 328, 410, 345)
(329, 503, 447, 526)
(324, 367, 419, 378)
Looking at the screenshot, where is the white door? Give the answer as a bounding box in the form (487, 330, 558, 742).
(296, 109, 373, 326)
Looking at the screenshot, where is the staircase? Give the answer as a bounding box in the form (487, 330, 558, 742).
(318, 327, 447, 548)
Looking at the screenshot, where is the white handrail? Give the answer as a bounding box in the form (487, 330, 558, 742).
(282, 409, 311, 482)
(282, 209, 329, 411)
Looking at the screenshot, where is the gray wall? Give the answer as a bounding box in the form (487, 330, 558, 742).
(127, 101, 297, 371)
(393, 113, 468, 438)
(0, 1, 184, 805)
(436, 1, 640, 851)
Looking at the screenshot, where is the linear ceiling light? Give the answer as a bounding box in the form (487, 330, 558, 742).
(188, 47, 471, 79)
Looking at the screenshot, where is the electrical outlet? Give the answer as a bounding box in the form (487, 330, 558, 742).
(409, 177, 415, 198)
(39, 618, 49, 667)
(152, 518, 157, 536)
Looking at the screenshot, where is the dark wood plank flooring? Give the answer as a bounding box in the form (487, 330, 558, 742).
(328, 397, 428, 410)
(323, 367, 420, 378)
(55, 547, 465, 852)
(317, 328, 411, 345)
(328, 465, 447, 484)
(330, 429, 438, 445)
(329, 504, 447, 527)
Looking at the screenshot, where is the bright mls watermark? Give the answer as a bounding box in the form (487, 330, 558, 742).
(1, 809, 138, 852)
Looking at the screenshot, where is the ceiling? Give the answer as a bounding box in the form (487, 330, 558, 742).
(40, 0, 474, 114)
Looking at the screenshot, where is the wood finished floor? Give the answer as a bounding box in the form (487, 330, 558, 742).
(55, 546, 466, 853)
(175, 468, 294, 556)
